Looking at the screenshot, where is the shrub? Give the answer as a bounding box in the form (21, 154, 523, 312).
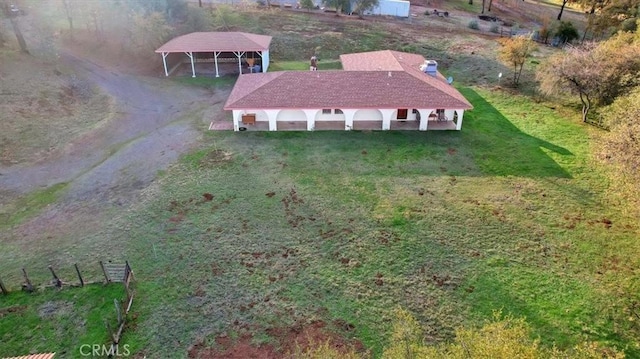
(490, 23, 500, 33)
(555, 21, 579, 44)
(468, 20, 479, 30)
(382, 309, 625, 359)
(539, 20, 559, 44)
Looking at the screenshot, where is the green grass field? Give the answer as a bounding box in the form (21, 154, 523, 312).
(0, 284, 126, 358)
(110, 87, 638, 357)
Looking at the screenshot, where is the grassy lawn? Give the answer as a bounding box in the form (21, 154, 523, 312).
(111, 87, 639, 357)
(270, 60, 343, 71)
(0, 284, 126, 358)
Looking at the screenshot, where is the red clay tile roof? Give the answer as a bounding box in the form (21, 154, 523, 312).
(155, 32, 272, 53)
(341, 50, 472, 108)
(340, 50, 423, 71)
(225, 50, 472, 111)
(224, 70, 473, 110)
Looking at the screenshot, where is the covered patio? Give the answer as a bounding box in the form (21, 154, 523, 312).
(155, 32, 272, 78)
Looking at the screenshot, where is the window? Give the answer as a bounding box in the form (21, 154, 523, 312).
(322, 109, 332, 114)
(397, 109, 408, 120)
(335, 109, 344, 114)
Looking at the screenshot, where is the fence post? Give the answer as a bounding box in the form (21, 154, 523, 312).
(0, 276, 7, 294)
(48, 265, 62, 288)
(114, 299, 123, 325)
(74, 263, 84, 287)
(99, 261, 110, 283)
(22, 268, 34, 292)
(106, 320, 116, 343)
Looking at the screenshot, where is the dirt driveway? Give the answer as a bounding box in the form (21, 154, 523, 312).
(0, 49, 228, 254)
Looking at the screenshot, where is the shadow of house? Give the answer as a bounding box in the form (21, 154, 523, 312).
(458, 87, 572, 179)
(244, 87, 572, 180)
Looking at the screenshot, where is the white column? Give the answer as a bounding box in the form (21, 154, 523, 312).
(302, 109, 317, 131)
(234, 51, 246, 74)
(343, 109, 357, 130)
(265, 109, 278, 131)
(456, 110, 464, 130)
(162, 52, 169, 77)
(184, 52, 196, 78)
(232, 110, 241, 131)
(214, 51, 220, 78)
(418, 109, 433, 131)
(262, 50, 270, 72)
(380, 109, 395, 130)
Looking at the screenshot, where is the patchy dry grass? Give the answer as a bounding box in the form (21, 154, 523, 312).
(0, 50, 114, 165)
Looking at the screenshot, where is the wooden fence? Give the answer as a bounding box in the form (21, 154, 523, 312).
(0, 261, 133, 294)
(0, 261, 135, 349)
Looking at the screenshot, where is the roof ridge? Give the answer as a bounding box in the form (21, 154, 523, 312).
(225, 72, 286, 108)
(401, 63, 472, 108)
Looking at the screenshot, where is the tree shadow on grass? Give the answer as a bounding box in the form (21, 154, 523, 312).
(458, 87, 573, 179)
(463, 268, 636, 356)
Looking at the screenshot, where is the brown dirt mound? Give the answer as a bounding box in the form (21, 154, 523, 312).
(188, 321, 364, 359)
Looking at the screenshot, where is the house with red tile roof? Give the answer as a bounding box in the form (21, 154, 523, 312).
(223, 50, 472, 131)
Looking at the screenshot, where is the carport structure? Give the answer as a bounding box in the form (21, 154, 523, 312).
(155, 32, 272, 78)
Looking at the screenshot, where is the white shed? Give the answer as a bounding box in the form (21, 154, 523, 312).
(364, 0, 410, 17)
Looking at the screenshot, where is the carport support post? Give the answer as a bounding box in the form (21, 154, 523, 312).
(233, 51, 246, 75)
(185, 51, 196, 78)
(214, 51, 221, 78)
(162, 52, 169, 77)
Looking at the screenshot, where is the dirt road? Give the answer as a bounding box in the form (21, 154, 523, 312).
(0, 49, 227, 253)
(1, 52, 214, 205)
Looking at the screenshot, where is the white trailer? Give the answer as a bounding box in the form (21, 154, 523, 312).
(363, 0, 410, 17)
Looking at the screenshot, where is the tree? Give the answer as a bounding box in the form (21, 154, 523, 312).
(537, 31, 640, 122)
(353, 0, 379, 17)
(131, 12, 172, 53)
(497, 35, 537, 87)
(557, 0, 570, 20)
(301, 0, 315, 11)
(61, 0, 75, 39)
(322, 0, 349, 14)
(600, 89, 640, 203)
(1, 1, 28, 53)
(577, 0, 639, 35)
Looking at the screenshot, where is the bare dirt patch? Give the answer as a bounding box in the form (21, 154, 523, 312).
(200, 149, 234, 167)
(188, 321, 364, 359)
